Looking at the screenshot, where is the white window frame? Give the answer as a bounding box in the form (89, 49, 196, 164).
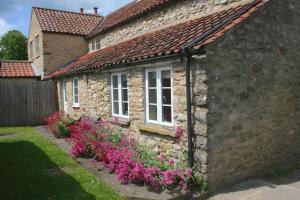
(62, 80, 68, 113)
(145, 67, 173, 126)
(111, 73, 129, 119)
(72, 78, 80, 108)
(89, 37, 101, 52)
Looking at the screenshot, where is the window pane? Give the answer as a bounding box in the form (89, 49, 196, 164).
(96, 37, 100, 43)
(96, 43, 100, 50)
(112, 76, 118, 88)
(162, 106, 172, 122)
(161, 70, 171, 87)
(149, 89, 157, 104)
(74, 95, 79, 104)
(63, 82, 67, 101)
(162, 89, 171, 105)
(74, 79, 78, 87)
(122, 89, 128, 102)
(148, 71, 156, 87)
(122, 103, 128, 116)
(92, 41, 96, 50)
(74, 88, 78, 94)
(149, 105, 157, 121)
(113, 102, 119, 114)
(113, 89, 119, 101)
(121, 75, 127, 88)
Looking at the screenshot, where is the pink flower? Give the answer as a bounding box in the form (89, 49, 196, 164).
(175, 126, 184, 140)
(53, 113, 199, 191)
(158, 154, 165, 162)
(169, 159, 175, 166)
(185, 168, 193, 178)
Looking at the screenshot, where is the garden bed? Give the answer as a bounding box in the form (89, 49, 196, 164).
(43, 112, 208, 199)
(37, 126, 207, 200)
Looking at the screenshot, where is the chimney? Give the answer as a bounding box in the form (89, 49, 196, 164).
(80, 8, 84, 14)
(93, 7, 98, 14)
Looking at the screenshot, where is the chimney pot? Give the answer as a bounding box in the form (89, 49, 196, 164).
(80, 8, 84, 14)
(93, 7, 98, 14)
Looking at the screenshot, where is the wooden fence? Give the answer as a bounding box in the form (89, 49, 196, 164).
(0, 79, 58, 126)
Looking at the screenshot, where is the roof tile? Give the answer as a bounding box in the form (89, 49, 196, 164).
(33, 7, 103, 36)
(49, 0, 268, 78)
(89, 0, 170, 37)
(0, 61, 37, 78)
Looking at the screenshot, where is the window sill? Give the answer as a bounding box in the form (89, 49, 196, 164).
(108, 117, 130, 126)
(73, 105, 80, 109)
(136, 122, 175, 137)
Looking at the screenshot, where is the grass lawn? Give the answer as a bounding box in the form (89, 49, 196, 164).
(0, 127, 123, 200)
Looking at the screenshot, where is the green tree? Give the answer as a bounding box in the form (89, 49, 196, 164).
(0, 30, 28, 60)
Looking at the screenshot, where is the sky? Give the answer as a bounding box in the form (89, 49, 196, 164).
(0, 0, 131, 36)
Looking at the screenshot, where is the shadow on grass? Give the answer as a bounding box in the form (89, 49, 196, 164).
(0, 141, 96, 200)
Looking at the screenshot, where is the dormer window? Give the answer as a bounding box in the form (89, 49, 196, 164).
(89, 37, 101, 52)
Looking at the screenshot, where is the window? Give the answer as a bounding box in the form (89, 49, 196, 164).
(29, 41, 33, 59)
(146, 67, 173, 126)
(73, 78, 79, 107)
(62, 80, 68, 111)
(89, 37, 101, 51)
(34, 35, 40, 57)
(111, 74, 129, 118)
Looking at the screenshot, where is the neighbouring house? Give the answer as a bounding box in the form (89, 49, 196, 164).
(27, 0, 300, 191)
(27, 6, 103, 78)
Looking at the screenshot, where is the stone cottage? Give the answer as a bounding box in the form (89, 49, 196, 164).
(28, 0, 300, 191)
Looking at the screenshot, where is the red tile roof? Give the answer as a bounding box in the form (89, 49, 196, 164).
(0, 60, 37, 78)
(89, 0, 170, 37)
(49, 0, 268, 78)
(33, 7, 103, 36)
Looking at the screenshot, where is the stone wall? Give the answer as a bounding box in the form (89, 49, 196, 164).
(203, 0, 300, 191)
(57, 59, 209, 171)
(91, 0, 251, 49)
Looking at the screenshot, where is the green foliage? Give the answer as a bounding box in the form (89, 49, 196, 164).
(136, 144, 160, 167)
(0, 30, 28, 60)
(193, 174, 208, 192)
(136, 144, 171, 171)
(56, 122, 70, 138)
(107, 128, 123, 146)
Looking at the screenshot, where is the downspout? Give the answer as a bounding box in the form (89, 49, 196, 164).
(181, 0, 258, 169)
(182, 49, 194, 168)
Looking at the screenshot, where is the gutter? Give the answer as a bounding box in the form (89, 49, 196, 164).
(181, 0, 259, 168)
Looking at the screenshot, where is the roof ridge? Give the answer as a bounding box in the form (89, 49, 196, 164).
(96, 0, 259, 47)
(48, 0, 268, 78)
(90, 0, 257, 51)
(88, 2, 135, 35)
(104, 1, 136, 18)
(32, 6, 103, 17)
(87, 0, 171, 38)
